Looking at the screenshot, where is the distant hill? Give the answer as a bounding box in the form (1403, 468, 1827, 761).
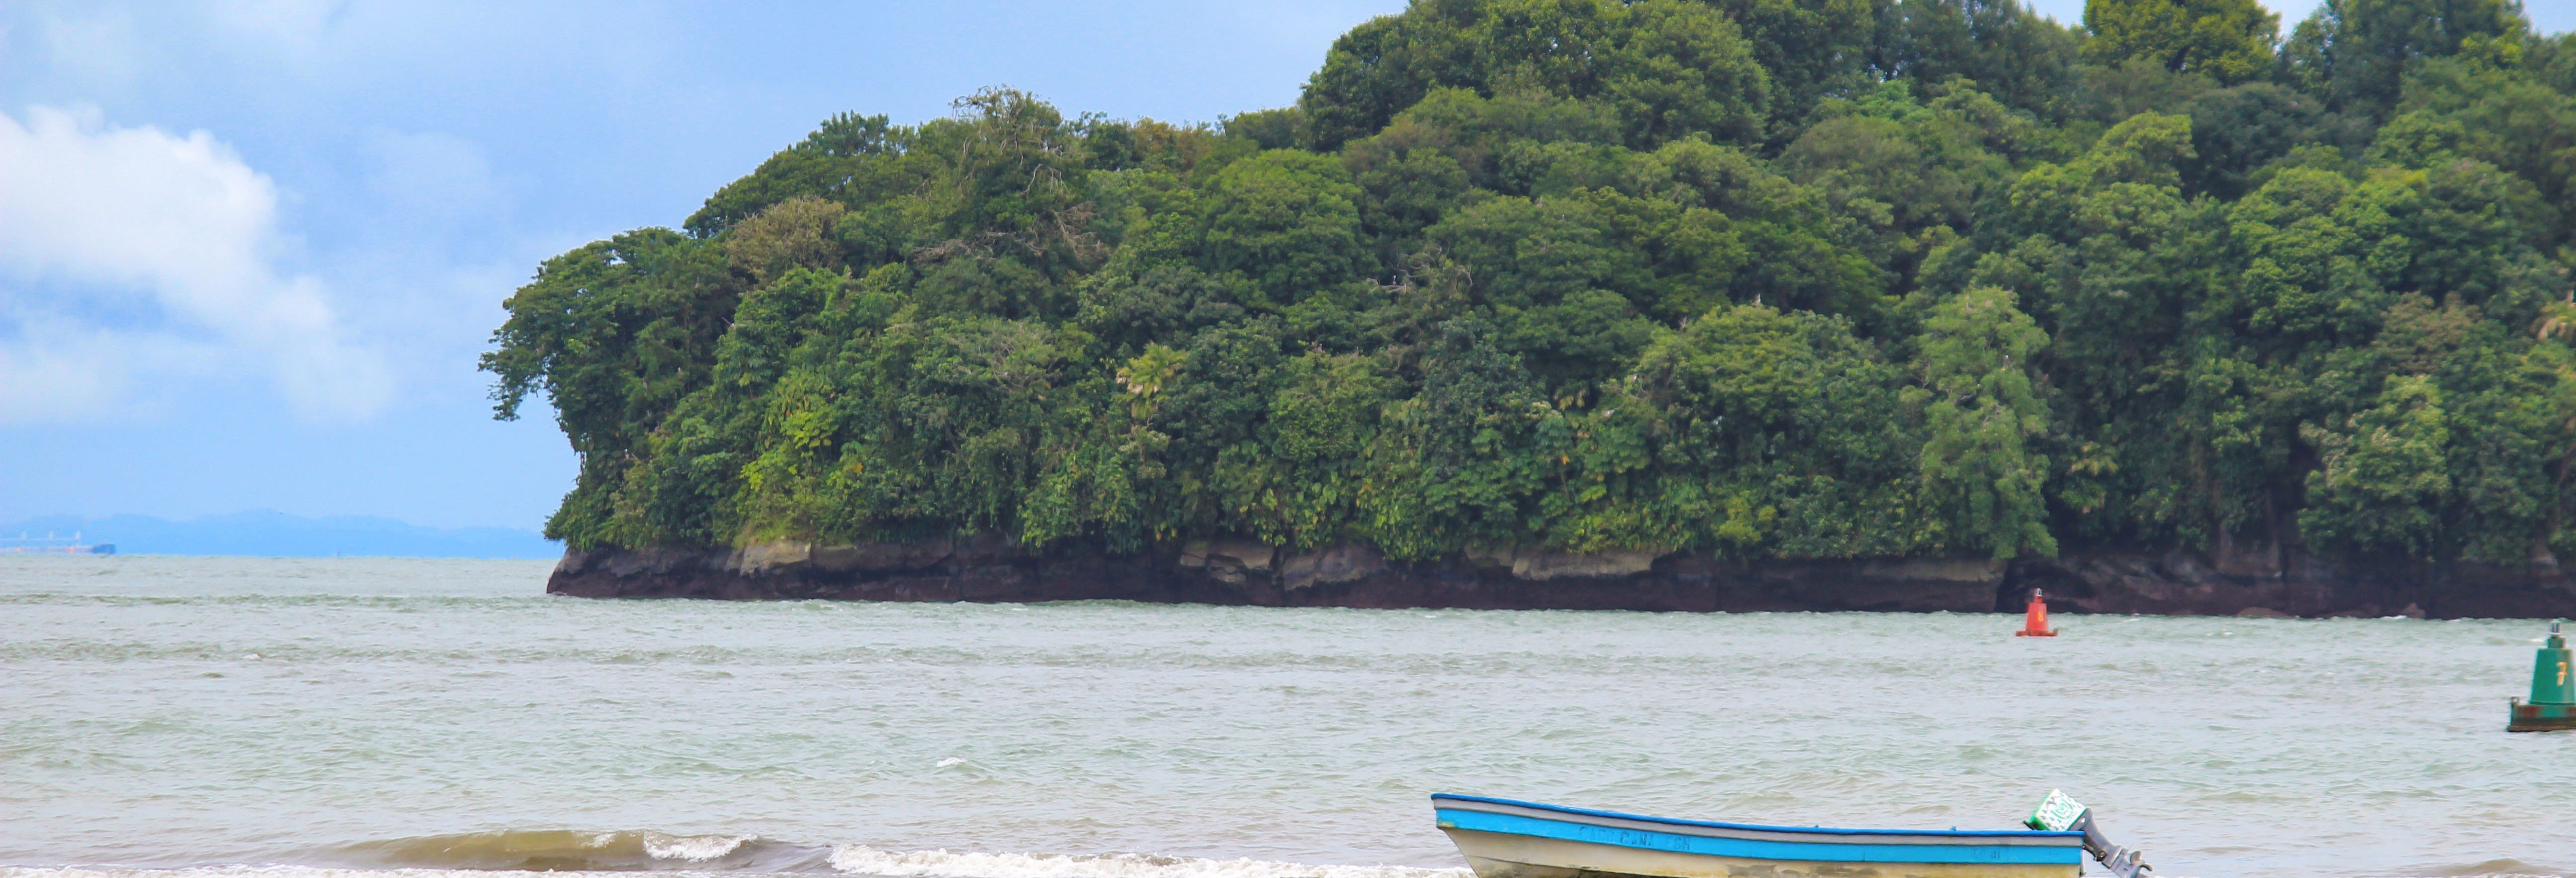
(0, 512, 559, 558)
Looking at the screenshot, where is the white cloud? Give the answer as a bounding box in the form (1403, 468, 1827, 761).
(0, 104, 391, 423)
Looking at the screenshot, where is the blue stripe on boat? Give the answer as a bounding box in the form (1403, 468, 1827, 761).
(1432, 794, 2086, 841)
(1436, 809, 2083, 866)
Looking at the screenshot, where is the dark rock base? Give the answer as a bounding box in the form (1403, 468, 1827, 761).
(2009, 552, 2576, 619)
(547, 541, 2576, 619)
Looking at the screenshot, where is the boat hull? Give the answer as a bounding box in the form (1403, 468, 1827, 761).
(1435, 795, 2083, 878)
(1446, 828, 2077, 878)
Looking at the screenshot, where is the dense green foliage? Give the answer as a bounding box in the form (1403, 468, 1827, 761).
(488, 0, 2576, 566)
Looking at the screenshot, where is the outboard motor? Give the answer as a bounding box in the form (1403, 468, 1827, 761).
(2027, 790, 2152, 878)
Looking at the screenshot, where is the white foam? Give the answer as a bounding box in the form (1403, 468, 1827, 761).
(12, 866, 2552, 878)
(828, 847, 1470, 878)
(0, 870, 567, 878)
(641, 831, 750, 862)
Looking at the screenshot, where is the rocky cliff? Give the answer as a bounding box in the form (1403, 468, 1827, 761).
(548, 538, 2576, 618)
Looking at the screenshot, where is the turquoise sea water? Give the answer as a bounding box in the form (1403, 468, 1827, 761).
(1, 556, 2569, 878)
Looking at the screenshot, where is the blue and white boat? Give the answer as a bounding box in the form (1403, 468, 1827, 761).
(1432, 794, 2109, 878)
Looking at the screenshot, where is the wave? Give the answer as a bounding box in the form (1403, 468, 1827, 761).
(0, 848, 1466, 878)
(6, 830, 2551, 878)
(2358, 859, 2576, 878)
(4, 850, 2566, 878)
(0, 834, 1466, 878)
(827, 848, 1466, 878)
(324, 830, 825, 872)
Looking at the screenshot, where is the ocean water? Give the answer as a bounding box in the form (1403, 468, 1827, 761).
(1, 556, 2570, 878)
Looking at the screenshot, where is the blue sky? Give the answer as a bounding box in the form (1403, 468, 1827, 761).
(0, 0, 2561, 531)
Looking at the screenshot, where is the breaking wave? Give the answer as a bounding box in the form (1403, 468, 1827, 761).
(0, 846, 1471, 878)
(0, 836, 1473, 878)
(826, 848, 1467, 878)
(2358, 859, 2576, 878)
(2, 848, 2565, 878)
(324, 830, 819, 871)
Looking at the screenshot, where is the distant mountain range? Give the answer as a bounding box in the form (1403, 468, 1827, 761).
(0, 511, 559, 558)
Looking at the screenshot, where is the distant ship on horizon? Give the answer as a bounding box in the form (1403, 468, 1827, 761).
(3, 532, 116, 555)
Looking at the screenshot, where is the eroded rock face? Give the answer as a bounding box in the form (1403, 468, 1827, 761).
(1858, 558, 2002, 583)
(1464, 546, 1668, 580)
(732, 541, 812, 574)
(1211, 540, 1276, 571)
(812, 539, 953, 573)
(1517, 549, 1663, 580)
(545, 539, 2576, 618)
(1178, 540, 1278, 585)
(1279, 543, 1385, 590)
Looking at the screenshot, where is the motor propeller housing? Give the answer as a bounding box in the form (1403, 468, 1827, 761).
(2027, 790, 2152, 878)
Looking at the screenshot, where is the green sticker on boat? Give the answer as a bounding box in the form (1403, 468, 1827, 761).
(2026, 789, 2086, 831)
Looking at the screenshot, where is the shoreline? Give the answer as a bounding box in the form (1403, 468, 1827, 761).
(547, 539, 2576, 619)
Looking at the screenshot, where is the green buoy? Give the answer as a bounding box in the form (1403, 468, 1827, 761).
(2507, 620, 2576, 732)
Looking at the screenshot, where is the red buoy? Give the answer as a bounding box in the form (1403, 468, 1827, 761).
(2015, 588, 2058, 637)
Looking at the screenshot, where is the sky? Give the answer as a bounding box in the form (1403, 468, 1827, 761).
(1, 0, 2567, 531)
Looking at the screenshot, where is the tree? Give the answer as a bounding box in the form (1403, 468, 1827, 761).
(1703, 0, 1877, 131)
(1911, 286, 2057, 559)
(1625, 304, 1921, 556)
(2180, 83, 2326, 198)
(2080, 0, 2280, 83)
(1199, 150, 1372, 308)
(1870, 0, 2085, 121)
(2300, 375, 2452, 555)
(2282, 0, 2525, 117)
(1297, 0, 1770, 150)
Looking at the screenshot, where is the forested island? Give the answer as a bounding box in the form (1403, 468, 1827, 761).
(491, 0, 2576, 616)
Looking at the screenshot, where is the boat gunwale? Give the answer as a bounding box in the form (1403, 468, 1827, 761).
(1431, 794, 2087, 842)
